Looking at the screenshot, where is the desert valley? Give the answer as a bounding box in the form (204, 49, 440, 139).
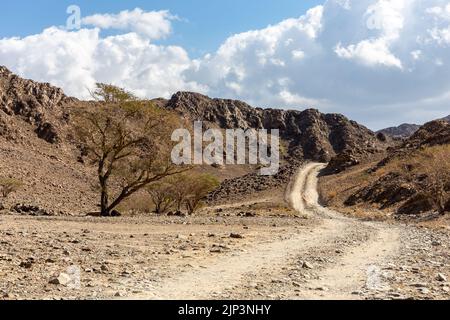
(0, 65, 449, 300)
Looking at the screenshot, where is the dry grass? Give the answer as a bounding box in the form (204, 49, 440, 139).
(319, 145, 450, 222)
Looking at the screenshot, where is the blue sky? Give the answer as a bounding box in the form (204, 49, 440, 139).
(1, 0, 321, 57)
(1, 0, 450, 129)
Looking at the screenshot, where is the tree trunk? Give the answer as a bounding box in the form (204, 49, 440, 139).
(100, 186, 110, 216)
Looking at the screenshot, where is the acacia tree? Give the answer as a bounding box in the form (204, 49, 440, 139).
(147, 181, 175, 214)
(184, 174, 219, 215)
(75, 84, 186, 216)
(165, 173, 219, 214)
(169, 174, 192, 212)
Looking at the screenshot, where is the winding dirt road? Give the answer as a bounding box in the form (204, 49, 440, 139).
(141, 163, 402, 300)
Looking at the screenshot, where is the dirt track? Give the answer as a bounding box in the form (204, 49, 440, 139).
(1, 163, 449, 300)
(141, 163, 402, 300)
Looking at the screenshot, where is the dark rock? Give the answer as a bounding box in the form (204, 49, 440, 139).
(35, 122, 59, 143)
(397, 193, 434, 215)
(444, 199, 450, 213)
(12, 204, 54, 216)
(0, 66, 73, 143)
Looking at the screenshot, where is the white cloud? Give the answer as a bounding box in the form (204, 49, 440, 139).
(291, 50, 305, 60)
(0, 25, 202, 99)
(335, 39, 403, 68)
(82, 8, 175, 40)
(186, 0, 450, 128)
(1, 2, 450, 129)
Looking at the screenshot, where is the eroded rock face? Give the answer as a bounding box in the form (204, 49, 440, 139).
(163, 92, 388, 202)
(0, 66, 73, 143)
(165, 91, 386, 163)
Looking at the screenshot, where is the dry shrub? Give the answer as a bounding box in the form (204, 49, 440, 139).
(0, 178, 23, 198)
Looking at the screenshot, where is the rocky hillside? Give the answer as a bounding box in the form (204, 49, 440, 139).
(164, 92, 387, 163)
(0, 67, 97, 215)
(377, 115, 450, 139)
(343, 120, 450, 216)
(0, 66, 76, 144)
(0, 67, 389, 212)
(158, 92, 389, 202)
(377, 123, 421, 139)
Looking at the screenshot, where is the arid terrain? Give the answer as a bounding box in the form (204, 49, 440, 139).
(0, 67, 449, 300)
(1, 164, 448, 300)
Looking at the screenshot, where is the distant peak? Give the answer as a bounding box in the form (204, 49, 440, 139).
(0, 65, 12, 77)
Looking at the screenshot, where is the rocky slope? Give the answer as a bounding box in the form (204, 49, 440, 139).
(0, 66, 75, 144)
(0, 67, 389, 213)
(342, 120, 450, 216)
(161, 92, 389, 202)
(0, 67, 97, 215)
(377, 123, 421, 139)
(377, 115, 450, 139)
(164, 92, 386, 163)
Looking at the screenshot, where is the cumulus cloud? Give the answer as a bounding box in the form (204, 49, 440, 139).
(186, 0, 450, 128)
(1, 2, 450, 129)
(82, 9, 176, 40)
(0, 12, 203, 99)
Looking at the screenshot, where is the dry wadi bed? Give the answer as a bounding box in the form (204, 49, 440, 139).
(0, 212, 310, 300)
(1, 210, 449, 300)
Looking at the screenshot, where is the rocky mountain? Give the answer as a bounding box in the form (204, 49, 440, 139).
(377, 115, 450, 139)
(0, 67, 389, 211)
(441, 115, 450, 123)
(156, 92, 390, 202)
(0, 67, 96, 215)
(0, 66, 75, 144)
(377, 123, 421, 139)
(163, 91, 387, 163)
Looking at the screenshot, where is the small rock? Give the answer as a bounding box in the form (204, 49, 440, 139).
(49, 273, 72, 286)
(19, 261, 33, 269)
(230, 233, 244, 239)
(419, 288, 430, 295)
(411, 283, 427, 288)
(302, 261, 313, 269)
(437, 273, 447, 282)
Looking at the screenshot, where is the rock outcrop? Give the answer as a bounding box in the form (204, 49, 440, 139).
(377, 123, 421, 139)
(165, 92, 386, 163)
(0, 66, 74, 143)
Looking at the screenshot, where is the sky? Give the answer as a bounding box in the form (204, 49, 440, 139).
(0, 1, 321, 57)
(1, 0, 450, 130)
